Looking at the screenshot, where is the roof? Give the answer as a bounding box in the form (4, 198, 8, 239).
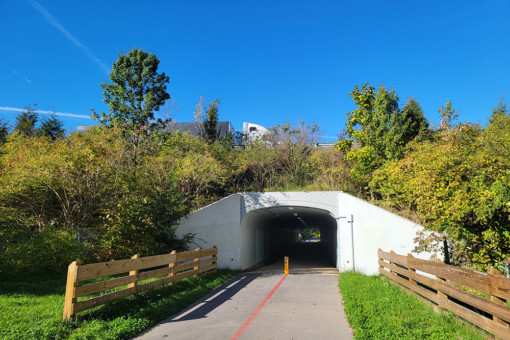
(162, 121, 234, 138)
(77, 121, 235, 137)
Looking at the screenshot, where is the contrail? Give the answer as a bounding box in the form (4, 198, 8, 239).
(0, 106, 92, 119)
(29, 0, 110, 75)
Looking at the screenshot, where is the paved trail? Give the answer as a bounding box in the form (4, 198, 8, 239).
(136, 244, 353, 340)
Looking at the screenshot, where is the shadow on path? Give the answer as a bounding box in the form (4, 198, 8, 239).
(162, 273, 260, 323)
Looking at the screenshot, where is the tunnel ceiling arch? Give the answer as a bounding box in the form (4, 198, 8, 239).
(241, 206, 337, 230)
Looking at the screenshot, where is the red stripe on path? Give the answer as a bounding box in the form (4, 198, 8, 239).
(230, 275, 288, 340)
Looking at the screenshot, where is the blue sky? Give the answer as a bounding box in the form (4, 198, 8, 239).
(0, 1, 509, 140)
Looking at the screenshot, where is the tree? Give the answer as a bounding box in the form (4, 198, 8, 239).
(0, 127, 194, 269)
(370, 117, 510, 270)
(267, 121, 320, 187)
(335, 84, 429, 188)
(394, 98, 429, 149)
(308, 148, 357, 193)
(488, 96, 508, 124)
(91, 48, 170, 131)
(203, 99, 220, 142)
(300, 228, 320, 242)
(438, 100, 459, 131)
(37, 114, 64, 140)
(14, 104, 38, 137)
(0, 119, 9, 145)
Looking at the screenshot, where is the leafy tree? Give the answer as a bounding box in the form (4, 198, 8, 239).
(308, 148, 357, 193)
(91, 48, 170, 131)
(267, 121, 320, 188)
(37, 114, 64, 140)
(370, 118, 510, 270)
(300, 228, 320, 242)
(157, 132, 234, 208)
(0, 119, 9, 145)
(0, 128, 194, 269)
(438, 100, 459, 131)
(336, 84, 429, 189)
(14, 104, 38, 137)
(203, 99, 220, 142)
(239, 141, 278, 191)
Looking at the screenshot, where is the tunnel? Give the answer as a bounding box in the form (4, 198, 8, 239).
(175, 192, 433, 275)
(240, 206, 338, 271)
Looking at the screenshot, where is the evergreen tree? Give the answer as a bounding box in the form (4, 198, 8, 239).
(14, 105, 38, 137)
(488, 96, 508, 123)
(0, 119, 9, 145)
(203, 99, 220, 142)
(38, 114, 64, 140)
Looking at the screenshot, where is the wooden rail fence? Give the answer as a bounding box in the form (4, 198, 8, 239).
(378, 249, 510, 339)
(63, 246, 217, 321)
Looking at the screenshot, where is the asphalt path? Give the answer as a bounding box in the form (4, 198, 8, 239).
(135, 244, 353, 340)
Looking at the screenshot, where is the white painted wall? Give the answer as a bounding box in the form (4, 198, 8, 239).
(175, 191, 433, 274)
(337, 192, 433, 275)
(175, 194, 242, 269)
(240, 191, 340, 216)
(242, 122, 270, 142)
(239, 209, 261, 269)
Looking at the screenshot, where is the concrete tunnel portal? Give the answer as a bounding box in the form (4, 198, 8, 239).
(241, 206, 338, 270)
(175, 192, 433, 275)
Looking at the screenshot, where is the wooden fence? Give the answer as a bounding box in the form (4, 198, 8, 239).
(378, 249, 510, 339)
(63, 246, 217, 321)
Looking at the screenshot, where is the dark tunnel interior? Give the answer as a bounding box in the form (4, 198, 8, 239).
(241, 206, 338, 270)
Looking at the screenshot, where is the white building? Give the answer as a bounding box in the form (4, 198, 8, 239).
(242, 122, 270, 142)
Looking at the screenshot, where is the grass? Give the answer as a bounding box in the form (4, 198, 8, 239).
(0, 269, 237, 339)
(338, 272, 487, 339)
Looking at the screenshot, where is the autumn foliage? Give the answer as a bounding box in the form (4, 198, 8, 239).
(0, 82, 508, 274)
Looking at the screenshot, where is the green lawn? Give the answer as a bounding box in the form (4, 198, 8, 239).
(338, 272, 487, 339)
(0, 269, 237, 339)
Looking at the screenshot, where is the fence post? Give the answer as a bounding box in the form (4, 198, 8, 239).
(62, 260, 81, 322)
(390, 250, 397, 277)
(194, 247, 201, 272)
(377, 249, 385, 274)
(128, 254, 140, 289)
(169, 250, 177, 278)
(408, 254, 417, 285)
(434, 258, 448, 309)
(212, 245, 218, 273)
(488, 267, 509, 328)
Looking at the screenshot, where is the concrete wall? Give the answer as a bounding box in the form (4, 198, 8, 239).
(336, 192, 432, 274)
(240, 191, 340, 216)
(239, 209, 263, 269)
(175, 191, 433, 274)
(175, 194, 242, 269)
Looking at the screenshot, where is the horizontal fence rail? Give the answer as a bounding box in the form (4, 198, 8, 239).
(63, 246, 217, 321)
(378, 249, 510, 339)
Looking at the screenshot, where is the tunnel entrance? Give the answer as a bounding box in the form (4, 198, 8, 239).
(241, 206, 338, 273)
